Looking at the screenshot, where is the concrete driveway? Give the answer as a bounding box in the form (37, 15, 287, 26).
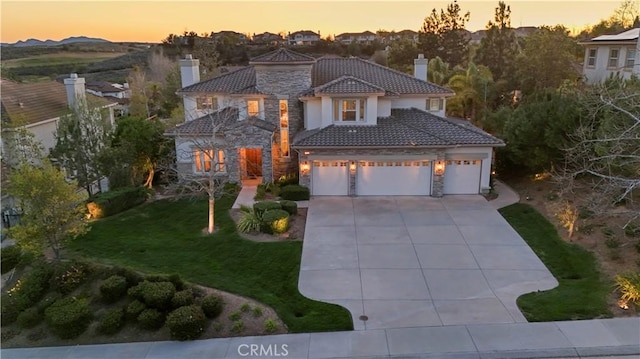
(298, 196, 558, 331)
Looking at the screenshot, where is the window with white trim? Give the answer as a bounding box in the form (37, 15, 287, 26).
(279, 100, 290, 157)
(196, 96, 217, 111)
(586, 48, 597, 67)
(428, 98, 444, 112)
(608, 48, 619, 68)
(625, 48, 635, 69)
(333, 99, 365, 122)
(193, 149, 226, 173)
(247, 100, 259, 117)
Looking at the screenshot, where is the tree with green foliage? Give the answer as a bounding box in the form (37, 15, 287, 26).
(418, 1, 471, 67)
(6, 160, 88, 260)
(474, 2, 519, 84)
(515, 26, 581, 96)
(446, 62, 494, 125)
(427, 56, 453, 85)
(386, 37, 420, 74)
(50, 100, 112, 196)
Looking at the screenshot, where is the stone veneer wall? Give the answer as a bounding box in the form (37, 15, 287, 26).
(297, 147, 447, 197)
(255, 65, 312, 181)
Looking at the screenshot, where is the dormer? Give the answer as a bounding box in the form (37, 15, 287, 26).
(249, 48, 315, 96)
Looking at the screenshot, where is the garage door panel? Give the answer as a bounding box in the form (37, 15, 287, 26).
(357, 160, 431, 196)
(443, 160, 481, 195)
(312, 161, 348, 196)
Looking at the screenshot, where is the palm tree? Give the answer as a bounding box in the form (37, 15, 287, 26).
(446, 62, 493, 125)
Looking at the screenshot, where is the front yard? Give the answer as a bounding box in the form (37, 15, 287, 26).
(66, 194, 352, 333)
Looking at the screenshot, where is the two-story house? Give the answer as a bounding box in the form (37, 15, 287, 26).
(288, 31, 320, 46)
(580, 28, 639, 83)
(169, 49, 503, 197)
(252, 32, 284, 45)
(335, 31, 378, 45)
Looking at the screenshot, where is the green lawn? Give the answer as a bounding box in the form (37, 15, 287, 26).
(68, 195, 353, 333)
(500, 204, 612, 321)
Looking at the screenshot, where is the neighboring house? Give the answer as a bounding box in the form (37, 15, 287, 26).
(580, 28, 640, 83)
(288, 31, 320, 45)
(212, 31, 248, 44)
(252, 32, 284, 45)
(169, 49, 504, 197)
(85, 81, 130, 117)
(335, 31, 378, 45)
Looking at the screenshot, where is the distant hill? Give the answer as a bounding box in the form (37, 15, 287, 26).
(1, 36, 110, 47)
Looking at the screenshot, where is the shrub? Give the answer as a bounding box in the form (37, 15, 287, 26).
(279, 185, 309, 201)
(605, 238, 620, 249)
(602, 227, 615, 238)
(201, 295, 224, 319)
(229, 311, 242, 321)
(1, 295, 21, 325)
(171, 289, 194, 309)
(44, 297, 92, 339)
(252, 306, 263, 317)
(237, 208, 262, 233)
(52, 261, 92, 295)
(137, 308, 165, 330)
(17, 307, 43, 329)
(110, 266, 143, 288)
(264, 319, 277, 333)
(1, 245, 22, 274)
(253, 201, 282, 217)
(37, 292, 62, 314)
(87, 186, 148, 219)
(275, 173, 299, 187)
(223, 182, 241, 196)
(12, 264, 53, 309)
(625, 223, 640, 237)
(166, 305, 207, 340)
(129, 281, 176, 310)
(240, 303, 251, 312)
(254, 185, 267, 200)
(635, 240, 640, 254)
(126, 299, 146, 320)
(145, 273, 185, 291)
(261, 209, 290, 234)
(231, 320, 244, 333)
(100, 275, 128, 303)
(279, 200, 298, 215)
(614, 273, 640, 306)
(97, 308, 125, 335)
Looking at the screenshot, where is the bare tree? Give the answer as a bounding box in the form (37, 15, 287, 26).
(556, 77, 640, 227)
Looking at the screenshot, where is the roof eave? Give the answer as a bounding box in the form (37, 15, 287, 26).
(292, 143, 503, 149)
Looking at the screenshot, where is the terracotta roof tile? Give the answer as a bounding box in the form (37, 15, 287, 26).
(249, 48, 315, 64)
(167, 107, 276, 135)
(314, 75, 386, 95)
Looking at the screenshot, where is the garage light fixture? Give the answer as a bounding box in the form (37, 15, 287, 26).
(349, 161, 356, 173)
(300, 161, 310, 175)
(434, 161, 445, 176)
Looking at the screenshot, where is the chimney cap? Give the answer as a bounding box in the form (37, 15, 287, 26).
(417, 54, 424, 59)
(185, 54, 193, 60)
(70, 73, 78, 79)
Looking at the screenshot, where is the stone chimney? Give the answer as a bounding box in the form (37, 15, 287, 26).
(179, 54, 200, 88)
(414, 54, 428, 81)
(63, 73, 86, 109)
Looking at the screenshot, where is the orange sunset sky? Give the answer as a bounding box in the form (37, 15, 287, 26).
(0, 1, 631, 43)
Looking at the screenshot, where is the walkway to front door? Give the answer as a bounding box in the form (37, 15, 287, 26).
(298, 196, 558, 331)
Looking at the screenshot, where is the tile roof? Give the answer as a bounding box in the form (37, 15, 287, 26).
(1, 79, 115, 127)
(312, 57, 453, 95)
(179, 67, 257, 94)
(314, 75, 386, 95)
(292, 108, 503, 148)
(86, 81, 126, 93)
(590, 28, 639, 41)
(249, 48, 316, 64)
(167, 107, 276, 136)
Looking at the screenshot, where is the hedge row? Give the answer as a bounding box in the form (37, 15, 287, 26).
(87, 186, 149, 219)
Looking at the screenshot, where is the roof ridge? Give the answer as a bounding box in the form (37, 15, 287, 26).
(313, 75, 386, 93)
(180, 66, 252, 92)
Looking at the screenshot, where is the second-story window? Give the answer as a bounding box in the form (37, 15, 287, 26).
(247, 100, 259, 117)
(625, 48, 636, 69)
(279, 100, 290, 157)
(197, 96, 217, 111)
(608, 48, 619, 68)
(333, 99, 365, 122)
(587, 49, 597, 67)
(428, 98, 444, 112)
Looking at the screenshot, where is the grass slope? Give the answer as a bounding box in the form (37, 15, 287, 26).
(500, 204, 612, 321)
(68, 195, 353, 333)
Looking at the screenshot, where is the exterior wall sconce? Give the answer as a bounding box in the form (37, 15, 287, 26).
(434, 161, 445, 176)
(349, 161, 357, 174)
(300, 161, 310, 175)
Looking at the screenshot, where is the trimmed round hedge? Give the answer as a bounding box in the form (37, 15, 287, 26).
(128, 281, 176, 310)
(166, 305, 207, 340)
(137, 308, 165, 330)
(126, 299, 146, 321)
(253, 201, 282, 217)
(172, 289, 194, 309)
(44, 297, 92, 339)
(279, 185, 310, 201)
(96, 308, 125, 335)
(17, 307, 43, 329)
(261, 209, 290, 234)
(100, 275, 128, 303)
(279, 200, 298, 215)
(201, 295, 224, 319)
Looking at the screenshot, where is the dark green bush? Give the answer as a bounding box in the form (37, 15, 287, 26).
(172, 289, 194, 309)
(51, 260, 92, 295)
(279, 185, 310, 201)
(166, 305, 207, 340)
(1, 245, 21, 274)
(137, 308, 165, 330)
(87, 186, 148, 219)
(201, 295, 224, 319)
(255, 184, 267, 200)
(100, 275, 128, 303)
(261, 209, 290, 234)
(126, 299, 146, 320)
(130, 281, 175, 310)
(253, 201, 281, 217)
(17, 307, 43, 329)
(223, 182, 241, 196)
(14, 264, 53, 308)
(275, 173, 299, 186)
(279, 200, 298, 215)
(1, 295, 21, 325)
(97, 308, 125, 335)
(145, 273, 184, 290)
(44, 297, 92, 339)
(110, 266, 143, 288)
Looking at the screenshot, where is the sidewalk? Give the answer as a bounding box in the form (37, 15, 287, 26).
(490, 179, 521, 209)
(2, 318, 638, 358)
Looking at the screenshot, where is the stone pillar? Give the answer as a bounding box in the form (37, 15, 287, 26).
(432, 150, 445, 197)
(298, 153, 311, 188)
(349, 160, 357, 197)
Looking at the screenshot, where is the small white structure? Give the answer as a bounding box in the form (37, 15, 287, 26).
(580, 28, 640, 83)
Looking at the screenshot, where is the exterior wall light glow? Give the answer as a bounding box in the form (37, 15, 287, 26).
(434, 161, 445, 176)
(300, 161, 310, 175)
(349, 161, 356, 173)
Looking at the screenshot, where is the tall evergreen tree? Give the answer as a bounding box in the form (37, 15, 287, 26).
(418, 1, 471, 67)
(474, 2, 519, 83)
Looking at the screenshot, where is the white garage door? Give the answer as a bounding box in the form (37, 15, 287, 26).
(357, 160, 432, 196)
(443, 160, 481, 194)
(311, 161, 349, 195)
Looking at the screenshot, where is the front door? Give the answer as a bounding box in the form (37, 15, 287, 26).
(245, 148, 262, 178)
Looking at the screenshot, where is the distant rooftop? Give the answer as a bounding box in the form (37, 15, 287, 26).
(588, 28, 639, 42)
